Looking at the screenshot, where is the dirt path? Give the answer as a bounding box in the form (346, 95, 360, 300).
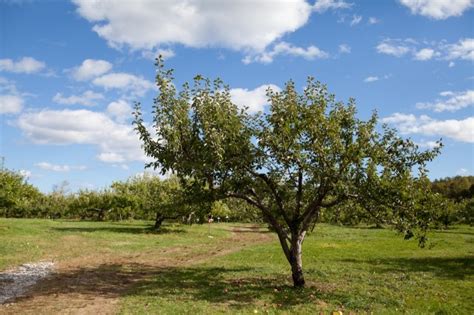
(0, 225, 273, 315)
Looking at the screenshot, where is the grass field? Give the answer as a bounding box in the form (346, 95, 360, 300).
(0, 219, 473, 314)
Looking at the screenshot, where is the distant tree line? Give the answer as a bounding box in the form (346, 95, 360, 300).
(321, 175, 473, 227)
(0, 169, 259, 229)
(1, 168, 472, 228)
(431, 176, 474, 226)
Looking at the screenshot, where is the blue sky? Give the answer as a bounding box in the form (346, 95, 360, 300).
(0, 0, 473, 193)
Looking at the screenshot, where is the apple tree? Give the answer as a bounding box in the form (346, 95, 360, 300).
(133, 58, 441, 288)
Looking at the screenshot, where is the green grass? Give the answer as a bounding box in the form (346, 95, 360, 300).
(0, 219, 472, 314)
(121, 225, 474, 314)
(0, 218, 230, 270)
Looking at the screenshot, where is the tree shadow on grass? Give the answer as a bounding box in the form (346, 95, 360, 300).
(132, 267, 387, 311)
(50, 225, 187, 235)
(13, 263, 366, 312)
(340, 256, 473, 280)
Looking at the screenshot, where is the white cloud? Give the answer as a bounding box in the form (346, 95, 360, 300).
(416, 140, 442, 149)
(364, 74, 391, 83)
(52, 90, 104, 107)
(0, 77, 18, 94)
(36, 162, 87, 172)
(399, 0, 473, 20)
(97, 152, 126, 163)
(73, 0, 313, 54)
(244, 41, 328, 64)
(92, 72, 154, 97)
(444, 38, 474, 61)
(19, 169, 32, 178)
(229, 84, 280, 113)
(338, 44, 351, 54)
(0, 57, 46, 74)
(350, 15, 362, 26)
(382, 113, 474, 143)
(376, 41, 411, 57)
(449, 61, 456, 67)
(0, 94, 24, 114)
(71, 59, 113, 81)
(313, 0, 352, 13)
(376, 38, 474, 62)
(414, 48, 435, 60)
(382, 113, 418, 125)
(17, 109, 149, 163)
(364, 76, 379, 83)
(0, 78, 28, 114)
(106, 99, 132, 122)
(416, 90, 474, 112)
(439, 91, 454, 97)
(142, 48, 176, 60)
(368, 17, 380, 24)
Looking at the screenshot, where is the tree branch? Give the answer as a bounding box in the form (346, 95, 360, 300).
(246, 168, 292, 226)
(225, 191, 291, 260)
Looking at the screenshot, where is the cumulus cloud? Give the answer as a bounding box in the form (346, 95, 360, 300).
(97, 152, 126, 163)
(399, 0, 473, 20)
(0, 94, 24, 114)
(313, 0, 352, 13)
(376, 38, 474, 62)
(36, 162, 87, 172)
(106, 99, 132, 122)
(70, 59, 113, 81)
(376, 40, 411, 57)
(414, 48, 436, 60)
(0, 57, 46, 74)
(53, 90, 104, 106)
(17, 109, 148, 163)
(73, 0, 313, 54)
(243, 41, 328, 64)
(382, 113, 474, 143)
(0, 77, 27, 114)
(416, 90, 474, 112)
(142, 48, 176, 60)
(92, 72, 154, 97)
(229, 84, 280, 113)
(443, 38, 474, 61)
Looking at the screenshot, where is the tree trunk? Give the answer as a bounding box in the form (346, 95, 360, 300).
(289, 231, 306, 288)
(154, 213, 165, 230)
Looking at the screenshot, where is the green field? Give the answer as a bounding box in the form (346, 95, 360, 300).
(0, 219, 473, 314)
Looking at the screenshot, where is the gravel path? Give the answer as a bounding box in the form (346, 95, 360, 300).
(0, 262, 55, 304)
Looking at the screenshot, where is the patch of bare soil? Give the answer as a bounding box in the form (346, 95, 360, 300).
(0, 224, 273, 315)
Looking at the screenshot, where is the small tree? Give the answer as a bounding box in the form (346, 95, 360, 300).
(134, 58, 441, 288)
(113, 174, 195, 230)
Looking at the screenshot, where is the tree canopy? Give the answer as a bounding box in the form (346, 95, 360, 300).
(133, 58, 441, 288)
(0, 169, 42, 218)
